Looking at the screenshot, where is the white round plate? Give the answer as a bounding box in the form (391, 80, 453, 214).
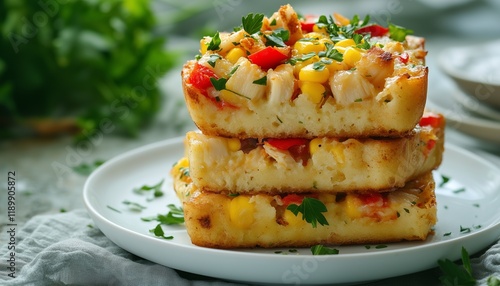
(438, 40, 500, 109)
(83, 137, 500, 285)
(427, 90, 500, 144)
(451, 88, 500, 121)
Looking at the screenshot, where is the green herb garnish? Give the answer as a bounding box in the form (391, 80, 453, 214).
(107, 205, 121, 213)
(133, 179, 164, 200)
(318, 43, 343, 62)
(287, 197, 329, 228)
(311, 244, 339, 255)
(207, 31, 221, 51)
(253, 76, 267, 85)
(72, 160, 105, 176)
(210, 78, 228, 91)
(142, 204, 184, 225)
(242, 13, 264, 34)
(264, 28, 289, 47)
(207, 54, 221, 67)
(149, 224, 173, 240)
(209, 77, 250, 100)
(438, 247, 476, 286)
(122, 200, 147, 212)
(439, 175, 450, 187)
(388, 24, 413, 42)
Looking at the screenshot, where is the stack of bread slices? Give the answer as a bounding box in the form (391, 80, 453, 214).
(171, 4, 445, 249)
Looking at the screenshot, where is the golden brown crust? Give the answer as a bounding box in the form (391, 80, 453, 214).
(184, 114, 444, 194)
(182, 61, 428, 139)
(173, 172, 437, 249)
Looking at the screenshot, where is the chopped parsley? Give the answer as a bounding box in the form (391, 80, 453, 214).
(264, 28, 289, 47)
(72, 160, 105, 176)
(318, 43, 343, 62)
(141, 204, 184, 225)
(253, 76, 267, 85)
(444, 232, 452, 237)
(210, 77, 228, 91)
(122, 200, 147, 212)
(207, 31, 221, 51)
(133, 179, 164, 200)
(453, 188, 466, 194)
(388, 24, 413, 42)
(375, 244, 387, 249)
(242, 13, 264, 34)
(106, 205, 121, 213)
(460, 225, 471, 234)
(311, 244, 339, 255)
(438, 247, 476, 286)
(149, 224, 173, 240)
(207, 54, 221, 68)
(210, 77, 250, 100)
(439, 175, 450, 187)
(287, 197, 329, 228)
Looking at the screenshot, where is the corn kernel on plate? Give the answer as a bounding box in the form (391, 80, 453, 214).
(83, 136, 500, 285)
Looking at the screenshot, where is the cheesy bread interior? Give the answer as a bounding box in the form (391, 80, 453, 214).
(185, 113, 444, 194)
(171, 159, 437, 249)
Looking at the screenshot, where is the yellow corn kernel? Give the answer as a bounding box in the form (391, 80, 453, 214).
(293, 55, 319, 77)
(299, 64, 330, 83)
(303, 32, 324, 39)
(309, 138, 324, 155)
(312, 24, 327, 34)
(225, 47, 246, 64)
(200, 38, 209, 54)
(174, 157, 189, 169)
(229, 196, 255, 228)
(330, 144, 345, 164)
(334, 39, 356, 48)
(345, 195, 362, 218)
(227, 138, 241, 152)
(284, 209, 304, 226)
(343, 47, 363, 67)
(294, 40, 325, 55)
(333, 12, 351, 26)
(325, 60, 347, 74)
(300, 81, 326, 104)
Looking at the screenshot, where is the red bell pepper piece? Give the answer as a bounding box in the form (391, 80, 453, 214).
(399, 52, 409, 64)
(300, 15, 318, 33)
(188, 63, 218, 94)
(248, 47, 289, 71)
(419, 113, 443, 128)
(358, 193, 386, 206)
(282, 194, 304, 207)
(355, 25, 389, 37)
(266, 138, 309, 151)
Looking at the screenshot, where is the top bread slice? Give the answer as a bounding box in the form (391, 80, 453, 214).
(182, 4, 428, 139)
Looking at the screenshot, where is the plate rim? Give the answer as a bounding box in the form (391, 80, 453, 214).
(83, 137, 500, 284)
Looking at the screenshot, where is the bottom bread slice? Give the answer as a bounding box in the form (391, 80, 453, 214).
(171, 160, 437, 249)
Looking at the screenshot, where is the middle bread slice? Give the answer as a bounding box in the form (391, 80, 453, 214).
(185, 113, 444, 194)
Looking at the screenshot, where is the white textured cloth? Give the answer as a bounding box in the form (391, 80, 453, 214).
(0, 209, 241, 286)
(0, 209, 498, 285)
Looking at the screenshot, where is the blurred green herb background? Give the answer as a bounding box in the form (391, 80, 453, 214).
(0, 0, 179, 139)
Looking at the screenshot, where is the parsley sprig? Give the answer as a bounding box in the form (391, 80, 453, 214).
(264, 28, 289, 47)
(242, 13, 264, 34)
(133, 179, 164, 201)
(287, 197, 329, 228)
(142, 204, 184, 225)
(438, 247, 476, 286)
(149, 224, 173, 240)
(311, 244, 339, 255)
